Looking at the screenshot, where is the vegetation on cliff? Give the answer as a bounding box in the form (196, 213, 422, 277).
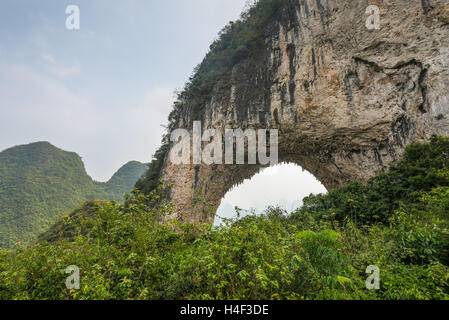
(173, 0, 285, 110)
(136, 0, 286, 194)
(1, 137, 448, 300)
(0, 142, 147, 249)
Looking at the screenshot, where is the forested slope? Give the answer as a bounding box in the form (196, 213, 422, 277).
(1, 137, 447, 300)
(0, 142, 147, 248)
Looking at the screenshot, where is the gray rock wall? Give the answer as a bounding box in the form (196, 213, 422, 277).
(159, 0, 449, 223)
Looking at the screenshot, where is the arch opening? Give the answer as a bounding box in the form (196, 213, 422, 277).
(214, 163, 327, 226)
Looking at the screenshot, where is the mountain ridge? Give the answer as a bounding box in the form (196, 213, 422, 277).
(0, 141, 148, 248)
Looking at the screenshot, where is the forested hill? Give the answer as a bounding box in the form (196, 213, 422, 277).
(0, 142, 147, 249)
(2, 137, 447, 300)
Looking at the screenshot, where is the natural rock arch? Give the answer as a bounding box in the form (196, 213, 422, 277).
(140, 0, 449, 224)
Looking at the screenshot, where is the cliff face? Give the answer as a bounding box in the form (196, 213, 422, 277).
(157, 0, 449, 223)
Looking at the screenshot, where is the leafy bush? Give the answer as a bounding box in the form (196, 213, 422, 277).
(388, 208, 445, 264)
(292, 136, 449, 226)
(1, 137, 449, 300)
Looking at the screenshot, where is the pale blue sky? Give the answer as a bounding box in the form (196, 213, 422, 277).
(0, 0, 249, 179)
(0, 1, 326, 215)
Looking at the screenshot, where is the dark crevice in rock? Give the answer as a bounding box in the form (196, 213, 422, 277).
(373, 149, 384, 167)
(311, 48, 318, 78)
(353, 57, 428, 114)
(315, 0, 328, 31)
(343, 74, 353, 104)
(391, 115, 412, 148)
(421, 0, 432, 14)
(303, 80, 310, 92)
(354, 57, 383, 72)
(401, 101, 407, 111)
(273, 109, 280, 125)
(287, 43, 297, 105)
(194, 165, 200, 188)
(418, 67, 429, 114)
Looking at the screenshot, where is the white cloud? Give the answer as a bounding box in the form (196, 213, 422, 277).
(144, 86, 176, 115)
(0, 61, 176, 181)
(39, 52, 81, 78)
(51, 64, 81, 77)
(32, 34, 50, 51)
(0, 63, 96, 135)
(116, 86, 175, 165)
(40, 52, 55, 64)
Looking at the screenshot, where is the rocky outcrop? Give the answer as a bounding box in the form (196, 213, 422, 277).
(155, 0, 449, 224)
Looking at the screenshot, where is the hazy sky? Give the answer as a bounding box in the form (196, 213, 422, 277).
(0, 0, 327, 215)
(0, 0, 249, 179)
(216, 163, 327, 222)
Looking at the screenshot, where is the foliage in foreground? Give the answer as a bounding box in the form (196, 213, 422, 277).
(0, 137, 448, 300)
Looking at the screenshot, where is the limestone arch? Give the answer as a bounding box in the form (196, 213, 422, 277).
(145, 0, 449, 223)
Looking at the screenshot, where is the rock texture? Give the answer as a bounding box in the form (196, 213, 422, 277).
(158, 0, 449, 223)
